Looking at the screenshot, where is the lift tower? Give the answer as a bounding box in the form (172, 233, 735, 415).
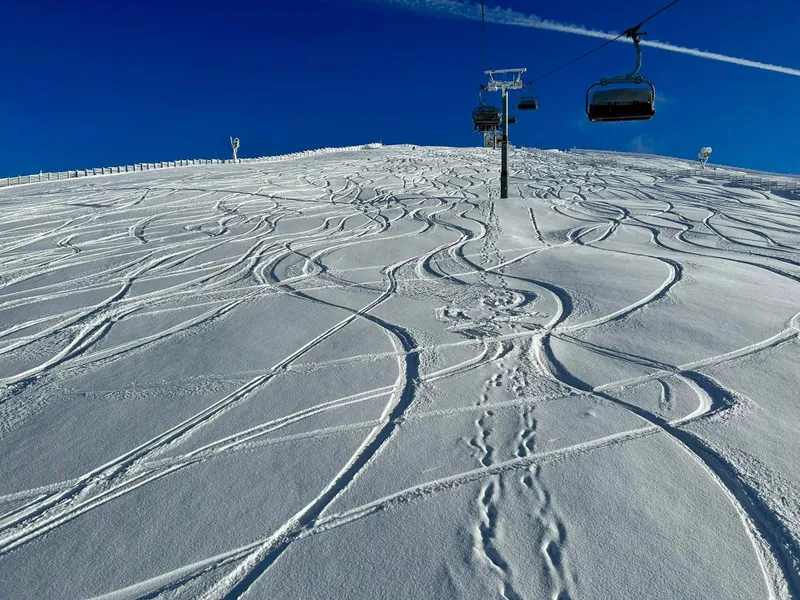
(484, 68, 525, 199)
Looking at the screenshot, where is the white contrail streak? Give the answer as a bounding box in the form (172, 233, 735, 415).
(369, 0, 800, 77)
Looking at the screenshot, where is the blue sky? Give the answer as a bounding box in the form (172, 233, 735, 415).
(2, 0, 799, 176)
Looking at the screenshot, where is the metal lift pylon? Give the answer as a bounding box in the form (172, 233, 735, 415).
(483, 68, 526, 199)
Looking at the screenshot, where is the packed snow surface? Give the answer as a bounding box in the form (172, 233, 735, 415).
(0, 146, 798, 599)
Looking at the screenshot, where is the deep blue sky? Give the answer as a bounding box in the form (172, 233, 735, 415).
(2, 0, 799, 176)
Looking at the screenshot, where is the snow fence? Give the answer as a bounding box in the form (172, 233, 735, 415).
(0, 143, 383, 189)
(567, 148, 800, 193)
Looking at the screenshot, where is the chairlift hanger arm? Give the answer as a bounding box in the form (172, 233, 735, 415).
(530, 0, 680, 84)
(481, 0, 487, 70)
(600, 34, 647, 85)
(521, 80, 538, 96)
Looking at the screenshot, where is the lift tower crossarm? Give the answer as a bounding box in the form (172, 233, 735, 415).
(484, 68, 526, 92)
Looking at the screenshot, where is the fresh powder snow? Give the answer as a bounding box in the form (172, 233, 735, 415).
(0, 145, 798, 599)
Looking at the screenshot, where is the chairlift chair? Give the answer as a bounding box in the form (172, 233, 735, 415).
(473, 105, 501, 131)
(586, 27, 655, 123)
(473, 87, 501, 132)
(518, 82, 539, 111)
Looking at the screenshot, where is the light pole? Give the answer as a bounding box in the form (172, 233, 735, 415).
(484, 68, 525, 199)
(230, 137, 240, 163)
(698, 147, 712, 170)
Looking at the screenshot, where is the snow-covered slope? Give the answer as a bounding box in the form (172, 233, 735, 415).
(0, 146, 798, 599)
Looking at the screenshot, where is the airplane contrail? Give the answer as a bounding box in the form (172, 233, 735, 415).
(367, 0, 800, 78)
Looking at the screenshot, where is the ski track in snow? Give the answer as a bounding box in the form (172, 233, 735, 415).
(0, 146, 798, 599)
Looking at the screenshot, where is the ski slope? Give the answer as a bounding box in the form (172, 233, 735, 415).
(0, 145, 798, 599)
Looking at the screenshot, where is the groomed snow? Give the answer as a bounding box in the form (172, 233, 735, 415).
(0, 146, 798, 599)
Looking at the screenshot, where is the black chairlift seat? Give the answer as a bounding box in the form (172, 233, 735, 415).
(473, 105, 501, 131)
(518, 97, 538, 111)
(475, 121, 499, 132)
(586, 26, 658, 123)
(508, 115, 517, 125)
(588, 87, 655, 122)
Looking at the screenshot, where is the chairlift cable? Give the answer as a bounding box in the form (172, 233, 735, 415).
(636, 0, 681, 28)
(532, 34, 624, 84)
(531, 0, 681, 83)
(481, 0, 488, 71)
